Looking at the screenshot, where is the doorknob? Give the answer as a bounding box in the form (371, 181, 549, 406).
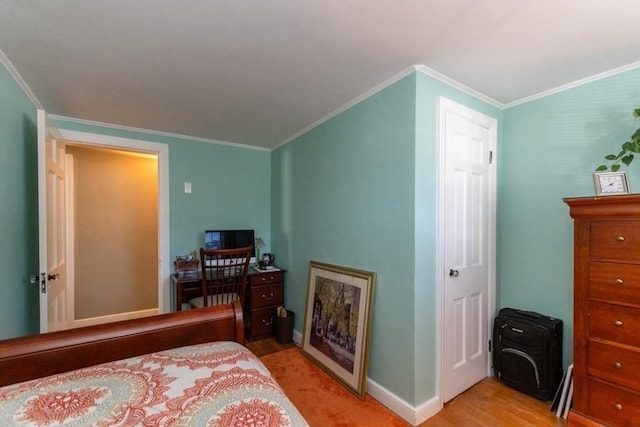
(449, 269, 459, 278)
(48, 273, 60, 281)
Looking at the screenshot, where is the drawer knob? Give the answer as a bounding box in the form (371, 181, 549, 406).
(615, 278, 624, 285)
(262, 292, 275, 300)
(261, 318, 273, 326)
(614, 362, 622, 369)
(615, 403, 623, 411)
(615, 320, 624, 327)
(616, 235, 625, 242)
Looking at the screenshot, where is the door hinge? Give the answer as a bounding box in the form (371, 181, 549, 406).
(40, 272, 46, 293)
(488, 339, 492, 352)
(488, 150, 493, 164)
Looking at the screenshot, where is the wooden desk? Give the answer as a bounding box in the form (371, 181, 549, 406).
(170, 268, 285, 341)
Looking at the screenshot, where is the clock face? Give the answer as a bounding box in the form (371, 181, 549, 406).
(599, 175, 624, 192)
(594, 172, 629, 195)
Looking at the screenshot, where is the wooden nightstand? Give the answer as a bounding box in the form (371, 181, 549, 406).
(246, 269, 285, 341)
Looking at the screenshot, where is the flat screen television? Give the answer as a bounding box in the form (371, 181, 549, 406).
(204, 229, 256, 265)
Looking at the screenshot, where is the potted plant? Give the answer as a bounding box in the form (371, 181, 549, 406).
(595, 108, 640, 172)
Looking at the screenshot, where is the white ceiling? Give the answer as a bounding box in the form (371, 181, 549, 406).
(1, 0, 639, 149)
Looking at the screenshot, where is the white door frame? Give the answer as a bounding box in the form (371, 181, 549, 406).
(437, 97, 497, 401)
(59, 129, 171, 314)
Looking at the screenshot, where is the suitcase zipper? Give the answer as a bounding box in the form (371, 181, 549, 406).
(502, 348, 540, 388)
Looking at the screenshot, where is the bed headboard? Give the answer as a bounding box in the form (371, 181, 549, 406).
(0, 300, 244, 386)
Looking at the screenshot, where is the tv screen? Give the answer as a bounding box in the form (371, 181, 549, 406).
(205, 229, 256, 264)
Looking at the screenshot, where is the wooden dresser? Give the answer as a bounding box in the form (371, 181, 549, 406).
(245, 269, 285, 341)
(564, 195, 640, 426)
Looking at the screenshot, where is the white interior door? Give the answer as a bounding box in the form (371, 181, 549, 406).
(37, 109, 68, 333)
(439, 98, 496, 402)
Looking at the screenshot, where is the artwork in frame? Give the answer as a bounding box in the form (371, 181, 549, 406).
(301, 261, 376, 399)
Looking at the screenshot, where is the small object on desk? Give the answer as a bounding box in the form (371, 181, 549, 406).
(254, 265, 280, 272)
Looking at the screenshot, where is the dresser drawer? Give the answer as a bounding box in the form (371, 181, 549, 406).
(590, 220, 640, 261)
(589, 262, 640, 305)
(588, 379, 640, 426)
(249, 271, 284, 285)
(250, 307, 277, 337)
(590, 302, 640, 347)
(250, 283, 284, 308)
(588, 339, 640, 391)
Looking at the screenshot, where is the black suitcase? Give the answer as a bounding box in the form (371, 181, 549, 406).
(492, 307, 563, 400)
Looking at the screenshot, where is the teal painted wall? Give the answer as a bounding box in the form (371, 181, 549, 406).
(272, 75, 418, 403)
(271, 72, 501, 404)
(0, 65, 39, 339)
(53, 120, 273, 269)
(501, 67, 640, 368)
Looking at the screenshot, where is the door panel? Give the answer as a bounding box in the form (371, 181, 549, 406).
(38, 109, 68, 332)
(440, 98, 496, 402)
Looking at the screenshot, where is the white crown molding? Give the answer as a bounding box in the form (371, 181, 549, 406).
(504, 61, 640, 109)
(50, 115, 269, 152)
(0, 48, 42, 109)
(415, 65, 504, 109)
(272, 65, 419, 150)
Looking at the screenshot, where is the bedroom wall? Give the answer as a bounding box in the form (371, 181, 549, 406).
(500, 66, 640, 368)
(0, 64, 39, 339)
(54, 119, 273, 308)
(271, 71, 502, 406)
(272, 75, 418, 403)
(0, 59, 272, 339)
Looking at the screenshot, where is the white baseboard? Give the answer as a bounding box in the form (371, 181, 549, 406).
(367, 378, 442, 426)
(291, 328, 442, 425)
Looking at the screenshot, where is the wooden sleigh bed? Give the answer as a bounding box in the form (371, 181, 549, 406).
(0, 301, 307, 426)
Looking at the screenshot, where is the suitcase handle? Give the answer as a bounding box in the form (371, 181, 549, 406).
(514, 309, 542, 319)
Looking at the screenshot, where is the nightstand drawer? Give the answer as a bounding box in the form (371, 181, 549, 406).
(250, 283, 284, 308)
(590, 302, 640, 347)
(588, 379, 640, 426)
(589, 339, 640, 391)
(249, 271, 284, 285)
(589, 262, 640, 305)
(250, 307, 277, 337)
(590, 220, 640, 261)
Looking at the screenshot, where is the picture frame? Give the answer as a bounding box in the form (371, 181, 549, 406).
(301, 261, 376, 399)
(593, 171, 630, 196)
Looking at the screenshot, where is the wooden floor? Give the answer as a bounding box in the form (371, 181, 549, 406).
(247, 338, 567, 427)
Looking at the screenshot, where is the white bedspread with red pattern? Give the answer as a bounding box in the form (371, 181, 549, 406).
(0, 341, 308, 426)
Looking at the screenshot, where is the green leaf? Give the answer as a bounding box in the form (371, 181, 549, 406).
(622, 154, 634, 166)
(595, 165, 608, 171)
(633, 108, 640, 118)
(612, 164, 621, 172)
(604, 154, 617, 160)
(622, 141, 633, 151)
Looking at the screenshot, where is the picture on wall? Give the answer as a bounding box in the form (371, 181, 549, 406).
(301, 261, 376, 399)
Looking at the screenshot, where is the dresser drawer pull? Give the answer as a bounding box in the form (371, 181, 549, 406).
(616, 235, 625, 242)
(261, 318, 274, 326)
(615, 320, 623, 327)
(261, 292, 275, 300)
(615, 403, 623, 411)
(261, 276, 276, 282)
(614, 362, 622, 369)
(615, 278, 624, 285)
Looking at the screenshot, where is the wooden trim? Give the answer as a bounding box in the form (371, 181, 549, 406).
(564, 195, 640, 218)
(0, 301, 244, 386)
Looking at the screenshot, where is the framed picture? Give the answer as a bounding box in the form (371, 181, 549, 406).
(301, 261, 376, 399)
(593, 171, 630, 196)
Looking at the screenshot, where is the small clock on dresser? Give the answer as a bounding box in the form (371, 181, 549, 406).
(593, 171, 630, 196)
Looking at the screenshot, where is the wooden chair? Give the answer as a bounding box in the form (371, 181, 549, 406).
(189, 246, 253, 309)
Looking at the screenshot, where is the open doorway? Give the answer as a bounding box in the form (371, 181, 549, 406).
(59, 129, 170, 328)
(65, 144, 158, 326)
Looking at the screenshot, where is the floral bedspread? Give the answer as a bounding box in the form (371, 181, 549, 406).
(0, 341, 308, 426)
